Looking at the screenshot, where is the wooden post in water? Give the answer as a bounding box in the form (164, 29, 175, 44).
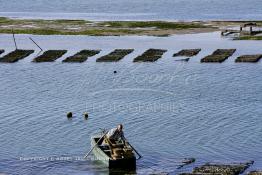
(29, 37, 43, 51)
(250, 26, 253, 35)
(239, 26, 243, 35)
(12, 28, 18, 50)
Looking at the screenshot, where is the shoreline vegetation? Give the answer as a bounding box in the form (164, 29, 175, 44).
(0, 17, 262, 39)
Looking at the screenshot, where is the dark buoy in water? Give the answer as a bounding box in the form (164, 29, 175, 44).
(114, 70, 117, 74)
(182, 158, 195, 164)
(67, 112, 73, 119)
(83, 112, 89, 120)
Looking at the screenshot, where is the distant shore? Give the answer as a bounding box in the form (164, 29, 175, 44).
(0, 17, 262, 39)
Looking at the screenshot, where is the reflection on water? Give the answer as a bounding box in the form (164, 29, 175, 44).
(0, 32, 262, 174)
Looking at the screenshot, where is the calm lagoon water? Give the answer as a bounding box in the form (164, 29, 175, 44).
(0, 0, 262, 20)
(0, 32, 262, 174)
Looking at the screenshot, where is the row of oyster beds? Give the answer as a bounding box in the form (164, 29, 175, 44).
(0, 48, 262, 63)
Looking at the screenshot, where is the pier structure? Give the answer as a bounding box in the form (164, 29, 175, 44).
(221, 23, 262, 36)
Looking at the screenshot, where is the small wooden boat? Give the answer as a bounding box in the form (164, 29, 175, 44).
(91, 134, 136, 169)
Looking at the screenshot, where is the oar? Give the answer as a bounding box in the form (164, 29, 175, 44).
(84, 131, 108, 159)
(128, 142, 142, 159)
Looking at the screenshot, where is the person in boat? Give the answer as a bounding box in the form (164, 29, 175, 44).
(104, 124, 126, 146)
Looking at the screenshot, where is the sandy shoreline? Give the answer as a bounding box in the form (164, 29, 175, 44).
(0, 17, 262, 39)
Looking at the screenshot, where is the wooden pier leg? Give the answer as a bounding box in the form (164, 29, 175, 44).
(12, 28, 18, 50)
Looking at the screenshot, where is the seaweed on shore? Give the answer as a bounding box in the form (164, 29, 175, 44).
(235, 54, 262, 63)
(180, 161, 253, 175)
(201, 49, 236, 63)
(33, 50, 67, 62)
(0, 17, 216, 36)
(63, 50, 100, 63)
(0, 49, 34, 63)
(237, 36, 262, 40)
(133, 49, 167, 62)
(100, 21, 208, 30)
(248, 171, 262, 175)
(173, 49, 201, 57)
(96, 49, 134, 62)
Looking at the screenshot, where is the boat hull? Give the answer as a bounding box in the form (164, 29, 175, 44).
(109, 157, 136, 169)
(91, 135, 136, 170)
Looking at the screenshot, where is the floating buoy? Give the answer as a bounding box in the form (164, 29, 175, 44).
(182, 158, 195, 164)
(83, 112, 89, 120)
(114, 70, 117, 74)
(67, 112, 73, 118)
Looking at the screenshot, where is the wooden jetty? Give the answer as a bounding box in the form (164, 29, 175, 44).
(0, 50, 34, 63)
(173, 49, 201, 57)
(0, 49, 4, 55)
(221, 23, 262, 36)
(133, 49, 167, 62)
(33, 50, 67, 62)
(63, 50, 100, 63)
(201, 49, 236, 63)
(235, 54, 262, 63)
(96, 49, 134, 62)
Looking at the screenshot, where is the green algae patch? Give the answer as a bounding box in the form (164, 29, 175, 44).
(0, 28, 64, 35)
(237, 36, 262, 40)
(0, 17, 89, 25)
(0, 28, 139, 36)
(0, 17, 216, 36)
(100, 21, 207, 29)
